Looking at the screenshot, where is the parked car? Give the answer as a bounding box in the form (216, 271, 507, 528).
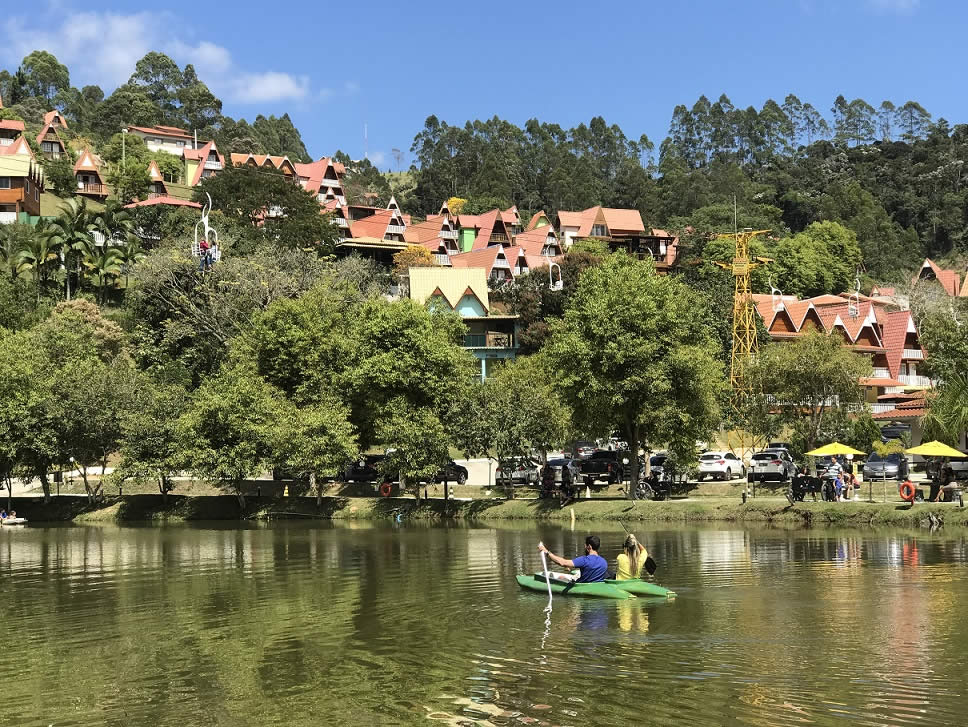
(649, 453, 669, 479)
(697, 451, 745, 481)
(767, 441, 793, 452)
(544, 457, 581, 483)
(434, 460, 469, 485)
(863, 452, 909, 481)
(496, 457, 540, 486)
(880, 422, 911, 441)
(344, 454, 386, 483)
(749, 449, 797, 482)
(580, 450, 630, 487)
(570, 441, 598, 460)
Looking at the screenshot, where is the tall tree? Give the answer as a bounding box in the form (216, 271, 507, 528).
(18, 51, 70, 104)
(544, 254, 725, 495)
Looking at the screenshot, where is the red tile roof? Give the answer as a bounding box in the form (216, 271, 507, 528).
(555, 206, 646, 237)
(230, 153, 297, 174)
(449, 246, 505, 277)
(349, 209, 395, 239)
(0, 119, 25, 132)
(859, 377, 905, 387)
(124, 196, 202, 209)
(128, 125, 193, 140)
(469, 209, 504, 250)
(186, 141, 224, 185)
(0, 136, 32, 157)
(881, 310, 913, 379)
(915, 259, 961, 296)
(514, 227, 562, 257)
(527, 210, 552, 231)
(73, 149, 102, 180)
(43, 110, 67, 129)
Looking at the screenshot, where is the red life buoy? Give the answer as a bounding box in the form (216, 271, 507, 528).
(899, 480, 916, 502)
(379, 482, 393, 498)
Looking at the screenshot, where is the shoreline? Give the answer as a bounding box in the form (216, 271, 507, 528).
(1, 493, 965, 530)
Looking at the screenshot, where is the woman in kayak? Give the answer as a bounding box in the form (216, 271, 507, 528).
(615, 534, 647, 580)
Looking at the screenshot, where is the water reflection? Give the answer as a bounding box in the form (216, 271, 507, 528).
(0, 523, 965, 725)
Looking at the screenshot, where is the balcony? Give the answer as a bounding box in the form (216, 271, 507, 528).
(463, 333, 514, 349)
(870, 402, 897, 414)
(441, 229, 458, 239)
(432, 253, 450, 265)
(321, 177, 341, 187)
(0, 212, 16, 225)
(0, 138, 13, 147)
(204, 160, 223, 170)
(386, 224, 405, 235)
(872, 368, 891, 379)
(902, 349, 924, 360)
(77, 182, 106, 195)
(489, 233, 509, 243)
(334, 218, 349, 228)
(899, 374, 933, 387)
(42, 151, 62, 160)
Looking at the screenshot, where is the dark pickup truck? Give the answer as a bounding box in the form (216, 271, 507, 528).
(579, 450, 630, 487)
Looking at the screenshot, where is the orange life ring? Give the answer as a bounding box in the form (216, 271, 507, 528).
(899, 481, 916, 502)
(379, 482, 393, 498)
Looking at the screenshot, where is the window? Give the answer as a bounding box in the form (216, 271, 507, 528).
(591, 224, 607, 237)
(34, 187, 38, 202)
(176, 140, 185, 147)
(0, 178, 9, 189)
(25, 180, 29, 193)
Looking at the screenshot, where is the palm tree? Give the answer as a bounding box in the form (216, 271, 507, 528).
(0, 224, 30, 280)
(116, 237, 145, 289)
(80, 243, 122, 305)
(923, 372, 968, 445)
(44, 197, 96, 300)
(17, 233, 60, 303)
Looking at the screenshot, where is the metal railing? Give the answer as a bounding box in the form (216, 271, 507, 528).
(899, 374, 933, 387)
(432, 253, 450, 265)
(321, 177, 341, 187)
(872, 368, 891, 379)
(204, 160, 222, 170)
(902, 349, 924, 360)
(386, 224, 405, 235)
(463, 334, 514, 349)
(441, 229, 458, 239)
(78, 182, 105, 194)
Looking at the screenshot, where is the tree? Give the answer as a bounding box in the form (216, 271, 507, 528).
(17, 229, 60, 303)
(750, 332, 871, 456)
(43, 197, 97, 300)
(280, 396, 357, 505)
(923, 373, 968, 445)
(43, 154, 78, 198)
(898, 101, 932, 142)
(194, 164, 340, 254)
(485, 357, 571, 468)
(392, 244, 436, 279)
(128, 52, 184, 120)
(117, 379, 188, 502)
(544, 254, 725, 496)
(178, 64, 222, 131)
(770, 221, 862, 297)
(177, 363, 286, 508)
(19, 51, 70, 103)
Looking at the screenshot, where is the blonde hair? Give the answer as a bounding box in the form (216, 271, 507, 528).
(623, 534, 639, 576)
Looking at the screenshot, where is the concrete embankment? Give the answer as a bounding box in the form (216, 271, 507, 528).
(2, 493, 965, 530)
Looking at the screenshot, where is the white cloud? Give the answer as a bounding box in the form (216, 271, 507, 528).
(368, 150, 386, 166)
(867, 0, 920, 13)
(227, 72, 310, 103)
(1, 9, 313, 104)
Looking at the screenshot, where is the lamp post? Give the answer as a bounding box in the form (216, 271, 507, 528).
(121, 127, 128, 171)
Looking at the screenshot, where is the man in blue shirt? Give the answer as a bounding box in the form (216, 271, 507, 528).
(538, 535, 607, 583)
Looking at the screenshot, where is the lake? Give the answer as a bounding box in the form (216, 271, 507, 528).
(0, 521, 965, 726)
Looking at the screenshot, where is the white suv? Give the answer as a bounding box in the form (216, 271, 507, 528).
(697, 451, 745, 481)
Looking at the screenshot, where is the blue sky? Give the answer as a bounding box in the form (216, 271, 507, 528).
(0, 0, 960, 167)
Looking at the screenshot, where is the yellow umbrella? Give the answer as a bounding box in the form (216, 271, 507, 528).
(805, 442, 867, 457)
(905, 441, 967, 458)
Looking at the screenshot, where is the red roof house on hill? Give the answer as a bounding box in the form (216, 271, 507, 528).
(914, 258, 962, 296)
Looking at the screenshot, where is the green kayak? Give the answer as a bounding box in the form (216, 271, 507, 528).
(605, 579, 676, 598)
(515, 573, 631, 600)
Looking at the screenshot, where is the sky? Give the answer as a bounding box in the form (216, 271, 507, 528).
(0, 0, 962, 168)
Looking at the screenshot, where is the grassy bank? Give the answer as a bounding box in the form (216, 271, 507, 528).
(2, 493, 966, 530)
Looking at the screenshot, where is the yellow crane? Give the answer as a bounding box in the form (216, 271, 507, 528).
(715, 228, 772, 471)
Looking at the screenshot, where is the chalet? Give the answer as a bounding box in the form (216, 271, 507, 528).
(752, 291, 932, 419)
(404, 214, 461, 265)
(128, 125, 195, 154)
(458, 209, 515, 252)
(184, 141, 225, 184)
(0, 142, 44, 222)
(408, 266, 519, 380)
(230, 153, 298, 182)
(36, 110, 68, 159)
(0, 119, 24, 148)
(295, 157, 347, 206)
(74, 149, 107, 199)
(526, 210, 553, 231)
(147, 160, 168, 197)
(449, 245, 517, 283)
(912, 258, 966, 297)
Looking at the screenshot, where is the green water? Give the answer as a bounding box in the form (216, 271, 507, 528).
(1, 521, 966, 726)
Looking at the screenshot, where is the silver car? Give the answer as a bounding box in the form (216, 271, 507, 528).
(749, 449, 797, 482)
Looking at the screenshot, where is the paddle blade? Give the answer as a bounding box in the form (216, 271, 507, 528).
(644, 556, 657, 576)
